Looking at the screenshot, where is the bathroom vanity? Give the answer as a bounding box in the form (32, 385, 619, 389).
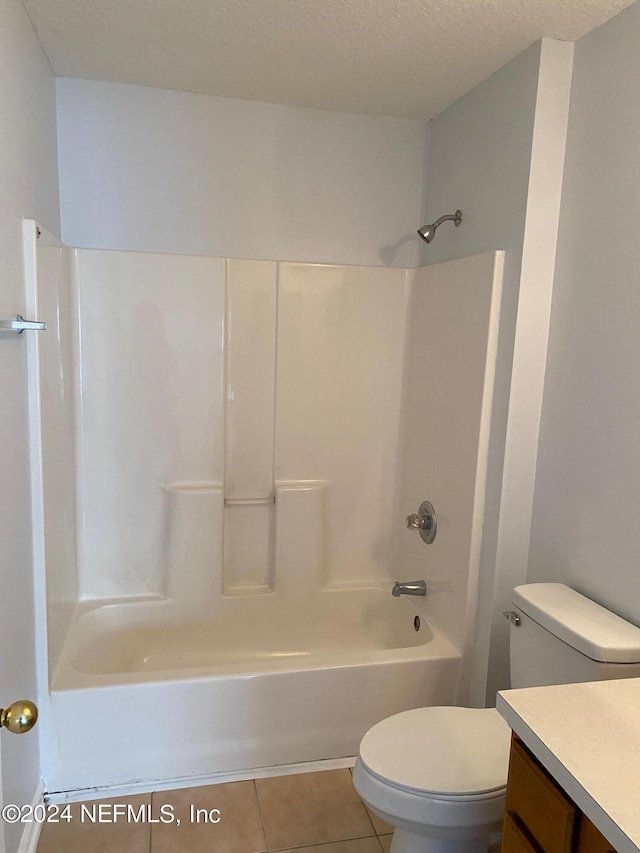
(498, 677, 640, 853)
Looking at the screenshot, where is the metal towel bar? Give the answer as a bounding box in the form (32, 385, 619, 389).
(0, 315, 47, 333)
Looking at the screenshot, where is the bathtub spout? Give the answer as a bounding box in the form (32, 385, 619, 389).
(392, 580, 427, 597)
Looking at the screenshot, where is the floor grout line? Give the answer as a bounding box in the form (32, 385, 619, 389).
(363, 804, 393, 839)
(256, 768, 378, 853)
(148, 805, 153, 853)
(149, 789, 156, 853)
(253, 778, 269, 853)
(270, 836, 382, 853)
(268, 832, 381, 852)
(351, 774, 377, 840)
(362, 813, 377, 838)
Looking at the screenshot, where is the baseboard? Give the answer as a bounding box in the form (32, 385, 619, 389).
(46, 755, 356, 805)
(18, 781, 45, 853)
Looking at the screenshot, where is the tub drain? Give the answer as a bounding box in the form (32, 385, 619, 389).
(413, 615, 421, 631)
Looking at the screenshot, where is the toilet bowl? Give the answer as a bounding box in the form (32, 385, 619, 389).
(353, 707, 512, 853)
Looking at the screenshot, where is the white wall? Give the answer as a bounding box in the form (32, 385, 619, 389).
(0, 1, 60, 850)
(421, 42, 541, 271)
(529, 1, 640, 624)
(423, 39, 574, 703)
(56, 78, 427, 268)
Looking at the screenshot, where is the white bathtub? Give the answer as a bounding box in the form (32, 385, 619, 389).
(45, 588, 461, 795)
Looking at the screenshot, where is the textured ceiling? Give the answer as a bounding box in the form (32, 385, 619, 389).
(24, 0, 634, 119)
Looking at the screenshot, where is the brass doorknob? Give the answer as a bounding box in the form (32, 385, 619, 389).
(0, 701, 38, 734)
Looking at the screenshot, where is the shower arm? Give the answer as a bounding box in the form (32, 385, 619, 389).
(432, 212, 462, 229)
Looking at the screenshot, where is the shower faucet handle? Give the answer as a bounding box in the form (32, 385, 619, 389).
(405, 500, 437, 544)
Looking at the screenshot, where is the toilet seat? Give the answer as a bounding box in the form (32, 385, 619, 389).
(358, 706, 511, 799)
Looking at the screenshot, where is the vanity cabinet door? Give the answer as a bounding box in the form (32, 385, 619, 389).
(578, 817, 616, 853)
(502, 812, 541, 853)
(501, 736, 619, 853)
(503, 737, 578, 853)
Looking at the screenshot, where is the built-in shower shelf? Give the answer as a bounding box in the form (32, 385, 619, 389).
(222, 583, 274, 597)
(162, 482, 223, 494)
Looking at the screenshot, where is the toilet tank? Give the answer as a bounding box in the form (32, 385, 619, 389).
(509, 583, 640, 688)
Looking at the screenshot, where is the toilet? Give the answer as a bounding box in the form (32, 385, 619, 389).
(353, 583, 640, 853)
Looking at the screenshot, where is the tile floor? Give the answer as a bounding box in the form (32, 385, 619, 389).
(37, 768, 395, 853)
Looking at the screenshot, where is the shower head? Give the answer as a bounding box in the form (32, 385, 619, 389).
(417, 223, 437, 243)
(417, 209, 463, 244)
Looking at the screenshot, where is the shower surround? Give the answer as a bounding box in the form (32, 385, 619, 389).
(74, 254, 409, 601)
(24, 222, 504, 795)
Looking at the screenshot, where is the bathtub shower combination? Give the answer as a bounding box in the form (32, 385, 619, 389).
(24, 221, 504, 795)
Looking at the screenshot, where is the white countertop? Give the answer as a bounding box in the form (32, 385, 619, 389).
(497, 677, 640, 853)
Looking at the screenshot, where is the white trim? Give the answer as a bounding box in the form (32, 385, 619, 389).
(22, 219, 62, 806)
(459, 250, 505, 706)
(473, 39, 575, 704)
(17, 782, 45, 853)
(46, 755, 356, 804)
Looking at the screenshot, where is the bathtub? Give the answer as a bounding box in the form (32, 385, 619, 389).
(45, 588, 461, 795)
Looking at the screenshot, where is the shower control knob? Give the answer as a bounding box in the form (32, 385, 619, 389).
(405, 501, 437, 545)
(0, 700, 38, 734)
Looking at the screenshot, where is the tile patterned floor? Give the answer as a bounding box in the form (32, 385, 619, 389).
(37, 769, 395, 853)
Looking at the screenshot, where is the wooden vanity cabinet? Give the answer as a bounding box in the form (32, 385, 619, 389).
(501, 736, 617, 853)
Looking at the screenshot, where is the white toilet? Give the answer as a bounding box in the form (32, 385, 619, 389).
(353, 583, 640, 853)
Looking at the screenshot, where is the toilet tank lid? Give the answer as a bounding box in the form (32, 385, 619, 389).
(512, 583, 640, 663)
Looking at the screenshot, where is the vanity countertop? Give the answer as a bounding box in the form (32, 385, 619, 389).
(497, 677, 640, 853)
